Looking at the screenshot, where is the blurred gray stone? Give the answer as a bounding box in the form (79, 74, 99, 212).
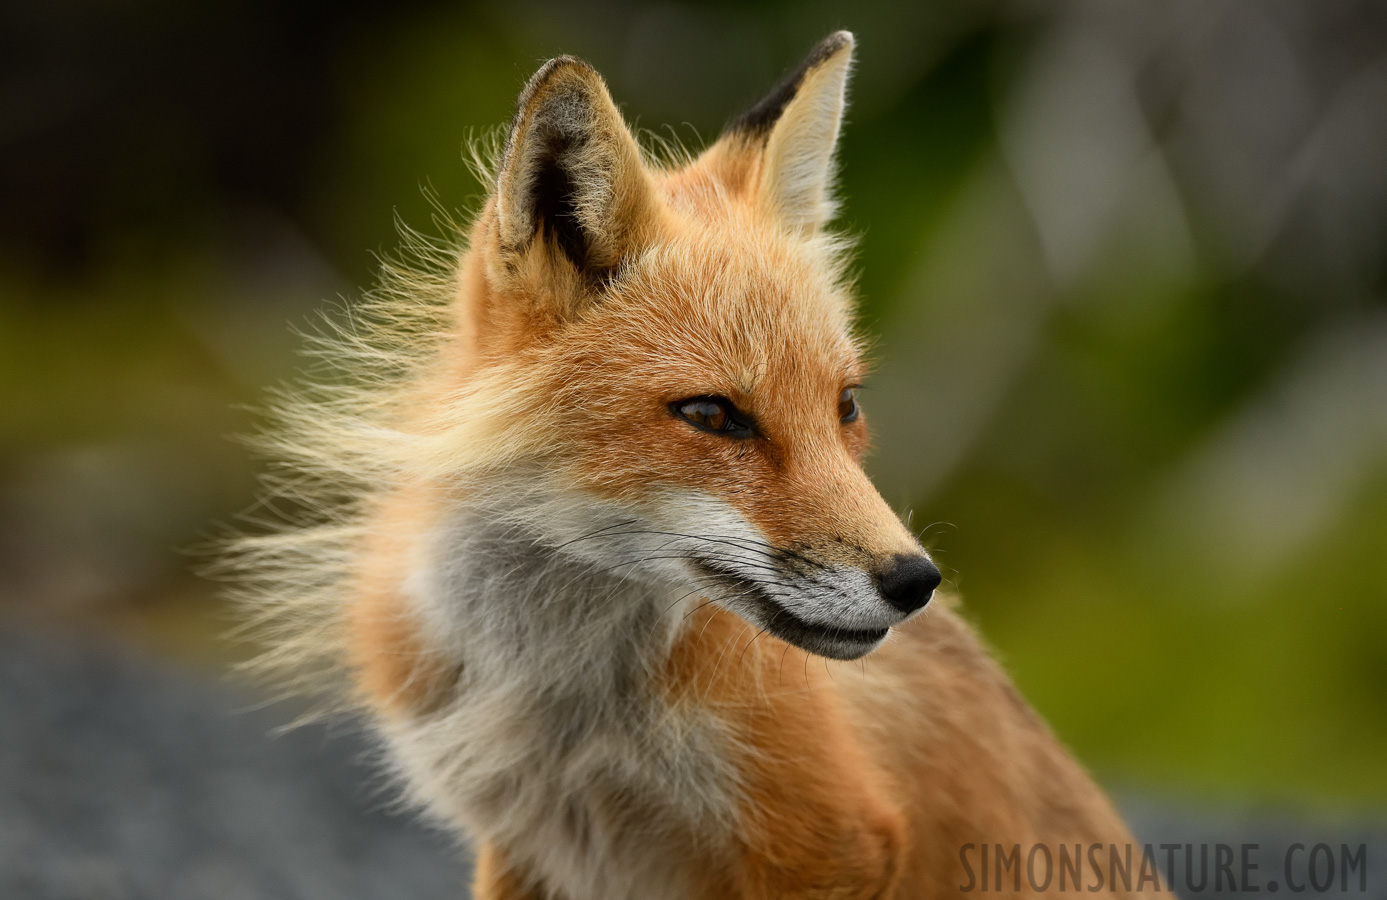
(1120, 796, 1386, 899)
(0, 627, 471, 900)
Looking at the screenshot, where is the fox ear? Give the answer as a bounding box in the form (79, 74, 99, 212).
(494, 57, 657, 275)
(717, 31, 854, 233)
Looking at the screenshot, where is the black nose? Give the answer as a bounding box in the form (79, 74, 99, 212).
(876, 554, 941, 614)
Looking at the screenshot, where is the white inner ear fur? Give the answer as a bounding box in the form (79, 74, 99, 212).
(759, 40, 854, 232)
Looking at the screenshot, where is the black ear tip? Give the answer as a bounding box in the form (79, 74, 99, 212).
(820, 30, 855, 56)
(801, 31, 855, 71)
(725, 30, 855, 140)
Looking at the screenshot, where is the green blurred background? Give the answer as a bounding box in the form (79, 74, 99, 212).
(2, 0, 1384, 815)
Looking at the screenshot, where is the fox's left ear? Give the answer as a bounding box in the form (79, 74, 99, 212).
(493, 56, 658, 278)
(712, 31, 854, 233)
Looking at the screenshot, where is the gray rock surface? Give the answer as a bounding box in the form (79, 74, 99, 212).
(0, 627, 471, 900)
(1119, 799, 1385, 898)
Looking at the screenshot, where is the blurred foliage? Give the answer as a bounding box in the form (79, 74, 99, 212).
(2, 0, 1385, 808)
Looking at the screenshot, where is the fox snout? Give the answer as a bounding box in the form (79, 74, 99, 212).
(875, 554, 942, 615)
(607, 485, 943, 661)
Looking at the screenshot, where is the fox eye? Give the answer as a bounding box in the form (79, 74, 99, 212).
(838, 387, 860, 424)
(672, 396, 756, 438)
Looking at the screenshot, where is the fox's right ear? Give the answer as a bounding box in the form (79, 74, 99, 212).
(492, 57, 658, 281)
(707, 31, 854, 234)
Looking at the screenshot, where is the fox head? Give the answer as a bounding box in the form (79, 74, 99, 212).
(424, 32, 939, 661)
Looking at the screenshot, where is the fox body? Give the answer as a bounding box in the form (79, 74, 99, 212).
(236, 32, 1151, 900)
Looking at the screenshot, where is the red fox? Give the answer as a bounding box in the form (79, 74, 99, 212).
(234, 31, 1155, 899)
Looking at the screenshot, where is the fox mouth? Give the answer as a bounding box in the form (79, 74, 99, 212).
(691, 561, 889, 661)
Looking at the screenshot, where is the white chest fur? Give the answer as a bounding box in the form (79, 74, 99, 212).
(376, 497, 739, 899)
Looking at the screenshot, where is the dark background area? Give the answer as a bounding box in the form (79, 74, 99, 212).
(2, 0, 1385, 895)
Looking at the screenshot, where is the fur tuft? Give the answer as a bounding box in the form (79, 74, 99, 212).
(219, 188, 488, 714)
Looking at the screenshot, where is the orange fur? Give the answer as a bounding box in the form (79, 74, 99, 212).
(346, 487, 458, 716)
(237, 31, 1157, 900)
(665, 605, 908, 899)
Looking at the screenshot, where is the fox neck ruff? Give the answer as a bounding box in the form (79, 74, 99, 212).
(376, 478, 742, 899)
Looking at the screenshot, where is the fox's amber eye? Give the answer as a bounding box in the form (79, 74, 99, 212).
(838, 387, 860, 424)
(672, 396, 756, 438)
